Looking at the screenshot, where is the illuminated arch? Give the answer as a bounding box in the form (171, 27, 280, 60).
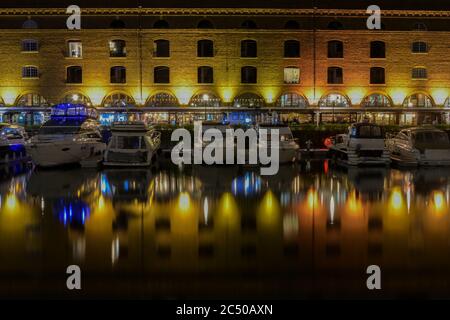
(61, 92, 92, 105)
(102, 92, 135, 108)
(275, 92, 309, 108)
(318, 92, 351, 108)
(189, 92, 222, 108)
(15, 92, 48, 107)
(361, 93, 393, 108)
(233, 92, 265, 108)
(403, 92, 435, 108)
(146, 92, 180, 108)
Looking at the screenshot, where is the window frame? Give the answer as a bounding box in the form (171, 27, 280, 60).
(154, 66, 170, 84)
(21, 39, 39, 53)
(22, 66, 39, 79)
(110, 66, 127, 84)
(241, 66, 258, 84)
(66, 66, 83, 84)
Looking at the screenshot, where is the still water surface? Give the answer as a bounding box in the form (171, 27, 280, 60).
(1, 161, 450, 299)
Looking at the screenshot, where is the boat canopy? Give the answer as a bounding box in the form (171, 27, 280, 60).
(50, 103, 98, 120)
(349, 123, 383, 139)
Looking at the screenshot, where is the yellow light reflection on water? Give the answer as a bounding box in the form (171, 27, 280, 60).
(389, 188, 404, 212)
(307, 189, 319, 211)
(432, 191, 446, 214)
(258, 190, 281, 228)
(345, 191, 363, 215)
(178, 192, 191, 212)
(5, 193, 18, 212)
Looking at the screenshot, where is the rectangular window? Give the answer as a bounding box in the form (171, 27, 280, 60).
(327, 67, 343, 84)
(68, 41, 82, 58)
(284, 67, 300, 84)
(198, 67, 214, 84)
(412, 42, 428, 53)
(22, 40, 38, 52)
(370, 67, 385, 84)
(153, 40, 170, 57)
(22, 66, 39, 78)
(412, 68, 427, 79)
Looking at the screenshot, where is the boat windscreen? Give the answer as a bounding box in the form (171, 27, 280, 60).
(38, 119, 83, 135)
(412, 131, 450, 149)
(352, 125, 383, 138)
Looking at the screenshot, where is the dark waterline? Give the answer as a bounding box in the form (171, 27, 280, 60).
(1, 161, 450, 299)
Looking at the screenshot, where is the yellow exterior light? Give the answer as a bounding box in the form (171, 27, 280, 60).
(389, 89, 408, 106)
(431, 89, 449, 106)
(86, 88, 107, 106)
(347, 88, 366, 106)
(1, 89, 19, 106)
(221, 88, 234, 103)
(175, 88, 194, 105)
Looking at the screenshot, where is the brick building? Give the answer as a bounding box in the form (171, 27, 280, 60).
(0, 1, 450, 125)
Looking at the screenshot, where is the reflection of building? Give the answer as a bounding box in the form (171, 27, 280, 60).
(1, 3, 450, 125)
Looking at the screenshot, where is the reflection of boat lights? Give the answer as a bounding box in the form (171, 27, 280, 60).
(111, 237, 120, 265)
(330, 195, 335, 224)
(100, 174, 112, 195)
(178, 192, 190, 212)
(203, 197, 209, 224)
(231, 173, 261, 196)
(389, 189, 404, 211)
(406, 186, 411, 214)
(54, 199, 91, 227)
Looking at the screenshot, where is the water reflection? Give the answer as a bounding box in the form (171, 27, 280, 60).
(1, 162, 450, 298)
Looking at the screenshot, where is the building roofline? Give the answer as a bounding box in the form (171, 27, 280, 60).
(1, 8, 450, 18)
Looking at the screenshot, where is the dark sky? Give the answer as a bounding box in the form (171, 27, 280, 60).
(0, 0, 448, 10)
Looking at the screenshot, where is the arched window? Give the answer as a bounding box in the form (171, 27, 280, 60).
(146, 92, 179, 108)
(361, 94, 392, 108)
(16, 93, 48, 107)
(370, 67, 385, 84)
(0, 97, 4, 107)
(22, 19, 38, 29)
(110, 19, 125, 28)
(109, 39, 126, 57)
(328, 20, 343, 30)
(62, 93, 91, 105)
(318, 93, 350, 108)
(327, 67, 343, 84)
(110, 66, 126, 83)
(241, 20, 257, 29)
(328, 40, 344, 58)
(67, 66, 82, 84)
(284, 20, 300, 29)
(197, 19, 214, 29)
(412, 41, 428, 53)
(153, 20, 169, 29)
(22, 66, 39, 78)
(154, 66, 170, 84)
(370, 41, 385, 58)
(103, 93, 135, 108)
(284, 40, 300, 58)
(190, 93, 221, 108)
(241, 40, 257, 58)
(276, 93, 308, 108)
(403, 93, 434, 108)
(197, 40, 214, 57)
(233, 93, 265, 108)
(198, 66, 214, 84)
(241, 66, 257, 84)
(153, 39, 170, 57)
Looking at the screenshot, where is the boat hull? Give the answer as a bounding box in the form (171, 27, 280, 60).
(26, 140, 105, 167)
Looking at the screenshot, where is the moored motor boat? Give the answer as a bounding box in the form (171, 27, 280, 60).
(103, 121, 161, 167)
(257, 124, 300, 164)
(0, 123, 28, 165)
(386, 126, 450, 166)
(26, 104, 106, 168)
(327, 123, 390, 166)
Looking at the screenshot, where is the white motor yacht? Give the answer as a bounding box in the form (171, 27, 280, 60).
(26, 104, 106, 168)
(0, 123, 28, 164)
(257, 124, 300, 164)
(327, 123, 390, 166)
(103, 121, 161, 167)
(386, 126, 450, 166)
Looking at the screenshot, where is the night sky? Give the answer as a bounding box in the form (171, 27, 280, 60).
(0, 0, 448, 10)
